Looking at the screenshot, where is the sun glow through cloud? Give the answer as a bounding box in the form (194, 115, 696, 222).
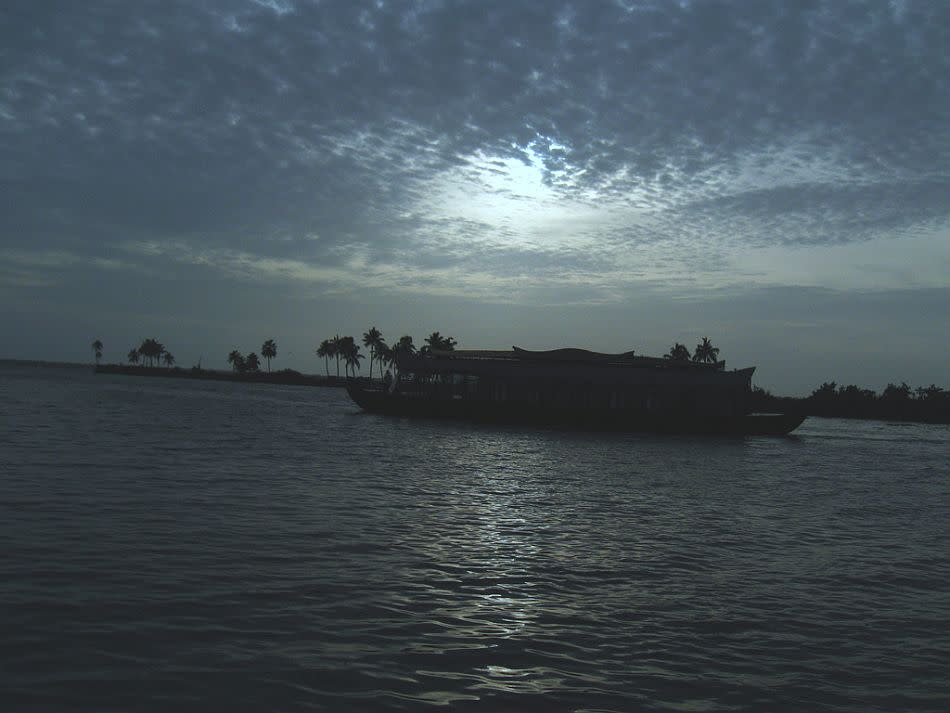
(419, 148, 628, 251)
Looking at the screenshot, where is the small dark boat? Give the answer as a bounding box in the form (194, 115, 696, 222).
(346, 347, 806, 436)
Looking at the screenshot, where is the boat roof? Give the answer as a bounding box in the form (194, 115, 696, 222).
(427, 346, 726, 371)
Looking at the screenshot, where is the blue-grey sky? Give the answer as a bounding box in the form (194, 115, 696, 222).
(2, 0, 948, 394)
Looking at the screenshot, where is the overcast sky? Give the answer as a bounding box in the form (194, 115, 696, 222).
(2, 0, 948, 394)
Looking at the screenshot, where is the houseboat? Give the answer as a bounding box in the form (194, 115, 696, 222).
(345, 347, 805, 436)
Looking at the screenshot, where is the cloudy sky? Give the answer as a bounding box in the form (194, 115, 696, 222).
(2, 0, 948, 393)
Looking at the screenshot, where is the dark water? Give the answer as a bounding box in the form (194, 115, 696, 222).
(2, 362, 949, 712)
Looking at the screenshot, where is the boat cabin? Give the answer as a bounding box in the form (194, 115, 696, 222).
(391, 347, 755, 417)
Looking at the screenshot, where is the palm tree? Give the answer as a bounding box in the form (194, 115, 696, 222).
(150, 339, 165, 367)
(163, 352, 175, 368)
(227, 350, 244, 373)
(261, 339, 277, 372)
(881, 382, 911, 402)
(245, 352, 261, 372)
(665, 343, 691, 361)
(692, 337, 720, 364)
(395, 335, 416, 356)
(420, 332, 439, 355)
(362, 327, 385, 379)
(916, 384, 945, 402)
(343, 342, 364, 377)
(91, 339, 103, 365)
(422, 331, 457, 354)
(338, 336, 357, 377)
(374, 336, 388, 378)
(379, 344, 396, 375)
(386, 335, 416, 377)
(810, 382, 838, 401)
(139, 338, 163, 367)
(316, 339, 332, 377)
(331, 334, 343, 378)
(127, 348, 139, 366)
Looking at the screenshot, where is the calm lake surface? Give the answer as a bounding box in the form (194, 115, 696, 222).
(2, 362, 949, 712)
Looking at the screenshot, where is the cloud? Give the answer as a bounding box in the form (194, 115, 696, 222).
(3, 2, 948, 267)
(2, 1, 950, 384)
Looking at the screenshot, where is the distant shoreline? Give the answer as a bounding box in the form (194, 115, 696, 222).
(93, 364, 947, 424)
(93, 363, 347, 388)
(751, 392, 949, 426)
(3, 360, 946, 425)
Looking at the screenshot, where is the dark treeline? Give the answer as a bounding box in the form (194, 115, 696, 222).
(663, 337, 720, 363)
(227, 339, 278, 374)
(92, 329, 459, 388)
(316, 329, 457, 379)
(95, 362, 338, 387)
(752, 382, 950, 424)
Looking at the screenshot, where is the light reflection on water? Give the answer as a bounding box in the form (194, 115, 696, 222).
(1, 363, 949, 712)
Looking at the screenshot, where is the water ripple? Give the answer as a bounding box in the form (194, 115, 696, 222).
(1, 364, 949, 712)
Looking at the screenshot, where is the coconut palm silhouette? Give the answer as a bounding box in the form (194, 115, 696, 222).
(138, 338, 164, 367)
(227, 350, 244, 373)
(378, 344, 396, 375)
(422, 331, 457, 354)
(331, 335, 343, 377)
(692, 337, 720, 364)
(362, 327, 385, 379)
(261, 339, 277, 372)
(385, 336, 416, 379)
(344, 343, 364, 377)
(665, 343, 691, 361)
(395, 335, 416, 356)
(316, 339, 332, 377)
(337, 336, 362, 377)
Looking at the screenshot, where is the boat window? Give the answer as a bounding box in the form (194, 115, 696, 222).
(581, 382, 593, 408)
(466, 375, 479, 395)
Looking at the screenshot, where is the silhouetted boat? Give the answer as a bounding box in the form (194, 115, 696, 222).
(346, 347, 805, 436)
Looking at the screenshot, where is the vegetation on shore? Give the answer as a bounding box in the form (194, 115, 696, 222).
(752, 381, 950, 424)
(226, 339, 281, 374)
(94, 362, 335, 387)
(91, 329, 458, 388)
(313, 329, 457, 381)
(663, 337, 720, 363)
(122, 338, 176, 368)
(91, 337, 177, 369)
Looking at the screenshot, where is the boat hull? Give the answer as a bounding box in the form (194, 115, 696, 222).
(346, 384, 805, 436)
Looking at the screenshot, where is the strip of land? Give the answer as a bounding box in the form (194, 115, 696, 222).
(95, 364, 346, 387)
(89, 364, 950, 425)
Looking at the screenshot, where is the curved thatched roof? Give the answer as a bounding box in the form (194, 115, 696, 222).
(426, 346, 725, 370)
(511, 346, 636, 362)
